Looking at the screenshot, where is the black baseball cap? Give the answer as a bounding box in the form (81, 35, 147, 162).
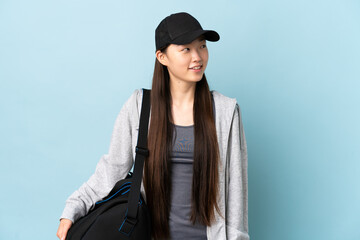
(155, 12, 220, 51)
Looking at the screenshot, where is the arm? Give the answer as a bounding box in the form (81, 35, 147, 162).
(59, 89, 139, 223)
(226, 103, 250, 240)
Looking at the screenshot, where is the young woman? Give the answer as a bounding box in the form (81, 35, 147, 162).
(57, 12, 249, 240)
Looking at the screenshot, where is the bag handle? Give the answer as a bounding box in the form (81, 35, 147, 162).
(120, 88, 151, 235)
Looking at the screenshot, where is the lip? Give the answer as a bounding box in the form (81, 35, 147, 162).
(189, 65, 203, 72)
(190, 64, 202, 68)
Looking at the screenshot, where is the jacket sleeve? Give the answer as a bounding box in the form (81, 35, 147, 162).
(60, 89, 139, 223)
(225, 103, 250, 240)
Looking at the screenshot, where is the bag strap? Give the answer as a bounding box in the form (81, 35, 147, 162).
(120, 88, 151, 235)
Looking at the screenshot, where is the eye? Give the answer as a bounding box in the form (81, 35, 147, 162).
(182, 47, 190, 52)
(200, 44, 207, 49)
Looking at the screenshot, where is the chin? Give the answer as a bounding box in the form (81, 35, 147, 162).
(190, 74, 204, 82)
(196, 75, 204, 82)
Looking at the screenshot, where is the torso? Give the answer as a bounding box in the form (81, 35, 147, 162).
(169, 124, 207, 239)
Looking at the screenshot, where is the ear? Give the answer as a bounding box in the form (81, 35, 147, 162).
(156, 50, 168, 66)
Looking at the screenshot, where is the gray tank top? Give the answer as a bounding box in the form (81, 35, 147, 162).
(168, 93, 214, 239)
(169, 124, 207, 240)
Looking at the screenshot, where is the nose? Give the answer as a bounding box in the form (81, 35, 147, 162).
(191, 49, 202, 63)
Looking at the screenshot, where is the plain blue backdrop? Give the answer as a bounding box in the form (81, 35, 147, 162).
(0, 0, 359, 239)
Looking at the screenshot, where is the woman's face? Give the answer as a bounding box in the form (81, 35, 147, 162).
(157, 37, 209, 85)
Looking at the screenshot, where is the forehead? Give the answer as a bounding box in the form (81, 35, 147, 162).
(196, 35, 206, 41)
(162, 36, 206, 53)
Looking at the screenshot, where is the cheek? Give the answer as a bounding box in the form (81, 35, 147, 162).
(202, 51, 209, 63)
(169, 58, 188, 72)
(201, 53, 209, 69)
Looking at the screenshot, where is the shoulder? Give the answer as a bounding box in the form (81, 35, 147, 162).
(133, 88, 238, 110)
(113, 89, 143, 127)
(211, 90, 240, 121)
(120, 88, 143, 116)
(211, 90, 237, 106)
(124, 88, 143, 108)
(128, 88, 242, 122)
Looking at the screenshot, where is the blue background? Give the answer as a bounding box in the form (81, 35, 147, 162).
(1, 0, 359, 239)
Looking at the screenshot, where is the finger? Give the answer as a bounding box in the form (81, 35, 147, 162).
(56, 227, 62, 239)
(56, 227, 66, 240)
(62, 230, 68, 240)
(61, 227, 69, 240)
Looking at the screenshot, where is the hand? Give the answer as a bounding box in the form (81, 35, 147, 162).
(56, 218, 73, 240)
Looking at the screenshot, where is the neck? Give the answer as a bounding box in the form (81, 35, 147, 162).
(169, 79, 196, 108)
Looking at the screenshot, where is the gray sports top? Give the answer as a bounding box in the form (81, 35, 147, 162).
(169, 123, 207, 240)
(168, 94, 215, 239)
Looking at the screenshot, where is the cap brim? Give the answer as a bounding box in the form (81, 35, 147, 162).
(172, 29, 220, 45)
